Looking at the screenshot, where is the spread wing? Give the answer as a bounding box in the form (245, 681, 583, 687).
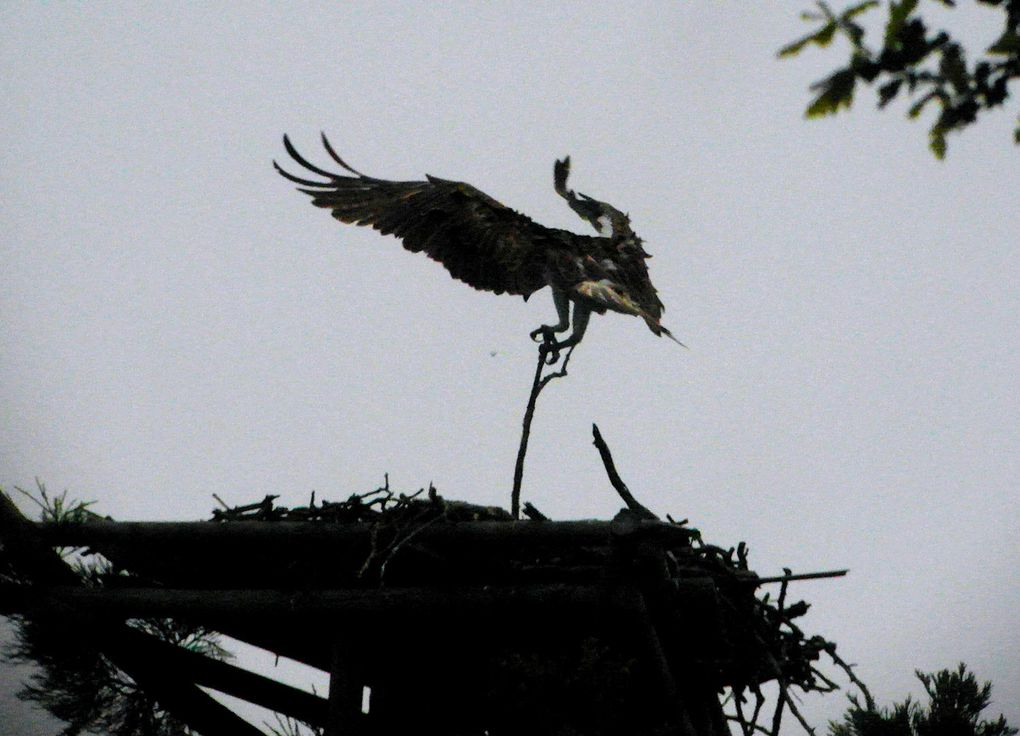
(275, 134, 565, 297)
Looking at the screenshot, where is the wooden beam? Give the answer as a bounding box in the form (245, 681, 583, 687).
(116, 627, 328, 727)
(750, 569, 849, 585)
(34, 518, 695, 550)
(0, 492, 78, 584)
(103, 634, 267, 736)
(1, 581, 650, 621)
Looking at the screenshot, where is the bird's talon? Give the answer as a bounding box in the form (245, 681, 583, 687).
(530, 326, 555, 344)
(538, 342, 558, 364)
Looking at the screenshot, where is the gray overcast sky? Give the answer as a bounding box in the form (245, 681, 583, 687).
(1, 2, 1017, 734)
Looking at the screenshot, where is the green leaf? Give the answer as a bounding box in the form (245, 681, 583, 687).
(884, 0, 919, 46)
(778, 21, 838, 57)
(939, 43, 969, 93)
(806, 68, 857, 117)
(929, 128, 947, 159)
(987, 30, 1020, 56)
(878, 78, 903, 107)
(913, 90, 942, 118)
(908, 91, 936, 119)
(1014, 117, 1020, 145)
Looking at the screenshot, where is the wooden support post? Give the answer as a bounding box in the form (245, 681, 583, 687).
(631, 590, 700, 736)
(326, 638, 364, 736)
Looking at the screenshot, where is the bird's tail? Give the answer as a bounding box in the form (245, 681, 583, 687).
(646, 316, 687, 348)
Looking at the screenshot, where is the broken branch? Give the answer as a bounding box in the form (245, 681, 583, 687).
(591, 424, 658, 520)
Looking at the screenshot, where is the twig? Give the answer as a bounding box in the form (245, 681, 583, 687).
(590, 424, 658, 520)
(777, 569, 791, 615)
(357, 525, 382, 580)
(810, 666, 841, 692)
(510, 344, 574, 519)
(733, 690, 751, 736)
(770, 686, 786, 736)
(521, 502, 548, 521)
(749, 686, 765, 729)
(724, 714, 774, 736)
(824, 643, 874, 710)
(724, 684, 769, 736)
(378, 514, 442, 584)
(780, 683, 816, 736)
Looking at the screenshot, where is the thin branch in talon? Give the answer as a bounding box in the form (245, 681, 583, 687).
(538, 345, 574, 389)
(538, 342, 560, 365)
(511, 341, 575, 518)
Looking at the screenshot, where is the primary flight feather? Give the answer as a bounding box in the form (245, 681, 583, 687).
(275, 134, 681, 360)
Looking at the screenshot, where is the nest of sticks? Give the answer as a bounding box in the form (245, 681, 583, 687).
(198, 435, 863, 736)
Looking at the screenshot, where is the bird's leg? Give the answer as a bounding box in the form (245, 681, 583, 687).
(529, 287, 571, 344)
(540, 303, 591, 364)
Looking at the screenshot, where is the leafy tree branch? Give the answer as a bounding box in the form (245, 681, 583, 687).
(830, 663, 1017, 736)
(782, 0, 1020, 158)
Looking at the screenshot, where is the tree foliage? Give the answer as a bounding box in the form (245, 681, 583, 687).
(782, 1, 1020, 158)
(1, 483, 228, 736)
(830, 663, 1017, 736)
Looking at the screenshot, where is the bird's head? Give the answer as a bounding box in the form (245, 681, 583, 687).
(554, 156, 634, 239)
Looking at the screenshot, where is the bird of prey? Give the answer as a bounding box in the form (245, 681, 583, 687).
(275, 135, 681, 361)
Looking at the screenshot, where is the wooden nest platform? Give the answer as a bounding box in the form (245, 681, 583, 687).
(1, 484, 847, 736)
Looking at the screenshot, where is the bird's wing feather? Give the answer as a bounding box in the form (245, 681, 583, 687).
(573, 279, 645, 317)
(559, 249, 665, 321)
(276, 135, 563, 297)
(573, 273, 677, 342)
(613, 255, 665, 321)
